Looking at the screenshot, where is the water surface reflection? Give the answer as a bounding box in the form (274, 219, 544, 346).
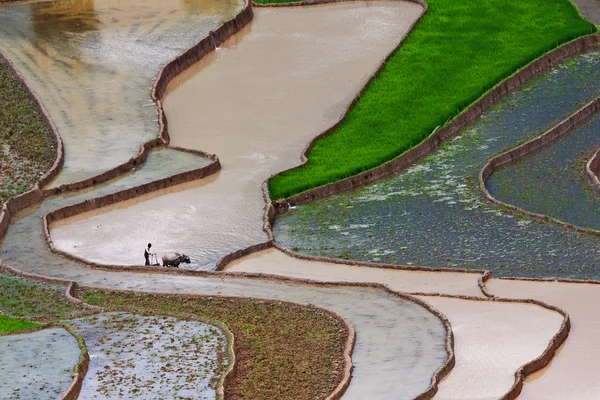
(0, 0, 243, 186)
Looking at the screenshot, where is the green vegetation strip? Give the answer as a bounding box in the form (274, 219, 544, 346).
(0, 314, 39, 333)
(267, 0, 596, 199)
(0, 57, 55, 203)
(82, 289, 347, 400)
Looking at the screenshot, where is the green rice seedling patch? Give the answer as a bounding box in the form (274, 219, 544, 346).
(267, 0, 595, 199)
(0, 314, 39, 333)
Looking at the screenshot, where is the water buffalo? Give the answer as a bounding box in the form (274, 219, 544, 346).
(162, 252, 191, 268)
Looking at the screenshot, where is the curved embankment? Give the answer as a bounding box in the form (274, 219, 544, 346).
(49, 0, 425, 269)
(224, 249, 567, 400)
(68, 312, 230, 399)
(481, 96, 600, 233)
(0, 0, 245, 187)
(0, 0, 255, 245)
(34, 1, 586, 398)
(487, 279, 600, 399)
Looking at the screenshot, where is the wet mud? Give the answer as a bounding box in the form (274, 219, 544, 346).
(69, 312, 228, 399)
(0, 0, 242, 186)
(275, 50, 600, 279)
(0, 327, 80, 399)
(225, 247, 486, 297)
(47, 2, 424, 270)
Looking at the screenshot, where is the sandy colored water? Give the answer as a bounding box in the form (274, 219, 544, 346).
(415, 296, 563, 400)
(487, 279, 600, 399)
(49, 1, 424, 269)
(0, 156, 450, 399)
(572, 0, 600, 24)
(0, 327, 80, 399)
(0, 0, 242, 186)
(225, 248, 485, 297)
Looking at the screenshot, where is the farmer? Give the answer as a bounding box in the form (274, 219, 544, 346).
(144, 243, 153, 265)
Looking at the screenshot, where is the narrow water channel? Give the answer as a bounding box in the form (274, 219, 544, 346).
(0, 0, 243, 186)
(275, 50, 600, 279)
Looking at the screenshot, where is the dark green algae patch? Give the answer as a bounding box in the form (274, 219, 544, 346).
(274, 50, 600, 280)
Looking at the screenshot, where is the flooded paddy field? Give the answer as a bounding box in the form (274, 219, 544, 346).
(488, 279, 600, 399)
(0, 0, 242, 186)
(68, 312, 228, 399)
(0, 327, 80, 399)
(487, 112, 600, 231)
(275, 50, 600, 279)
(46, 1, 424, 270)
(79, 277, 449, 400)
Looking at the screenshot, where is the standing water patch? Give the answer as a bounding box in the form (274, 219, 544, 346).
(487, 112, 600, 230)
(0, 327, 80, 399)
(0, 0, 243, 186)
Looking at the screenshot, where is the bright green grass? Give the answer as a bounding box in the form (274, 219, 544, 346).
(267, 0, 596, 199)
(0, 314, 40, 333)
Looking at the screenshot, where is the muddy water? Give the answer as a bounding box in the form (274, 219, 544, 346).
(415, 296, 562, 400)
(69, 312, 228, 399)
(488, 279, 600, 400)
(47, 2, 424, 269)
(2, 259, 449, 398)
(275, 50, 600, 279)
(0, 0, 242, 187)
(0, 327, 80, 399)
(80, 275, 448, 400)
(1, 148, 210, 266)
(573, 0, 600, 25)
(487, 112, 600, 230)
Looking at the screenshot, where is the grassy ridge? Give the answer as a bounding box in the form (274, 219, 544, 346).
(83, 289, 347, 400)
(267, 0, 596, 199)
(0, 57, 55, 203)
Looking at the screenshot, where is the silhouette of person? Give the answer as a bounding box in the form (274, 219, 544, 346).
(144, 243, 152, 265)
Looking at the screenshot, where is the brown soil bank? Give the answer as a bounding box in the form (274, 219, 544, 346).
(82, 289, 348, 400)
(0, 56, 56, 203)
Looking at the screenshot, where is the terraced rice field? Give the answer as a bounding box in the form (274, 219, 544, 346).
(1, 0, 600, 398)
